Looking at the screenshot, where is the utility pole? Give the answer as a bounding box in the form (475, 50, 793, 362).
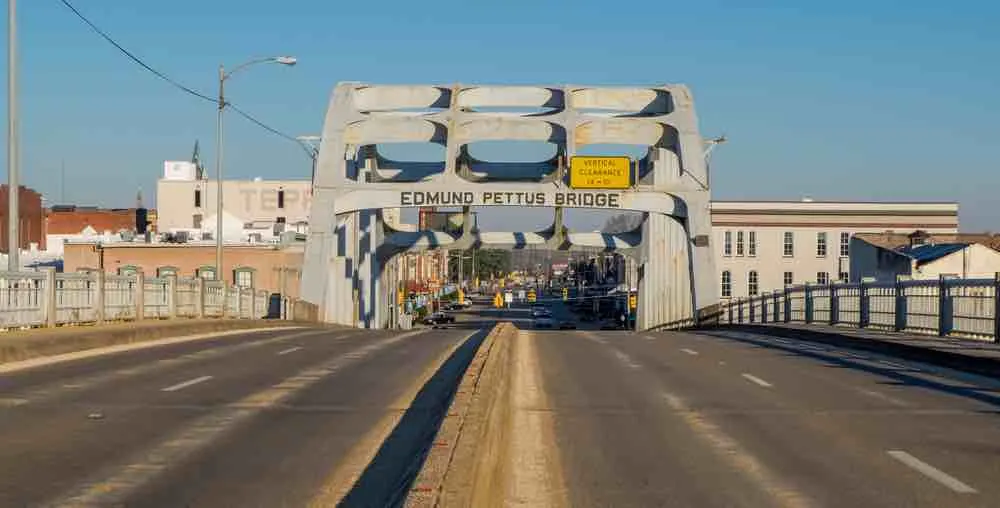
(7, 0, 19, 271)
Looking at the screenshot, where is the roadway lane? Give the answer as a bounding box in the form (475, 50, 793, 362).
(519, 326, 1000, 507)
(0, 325, 482, 507)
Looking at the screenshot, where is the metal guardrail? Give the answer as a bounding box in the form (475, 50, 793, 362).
(0, 268, 314, 330)
(720, 274, 1000, 342)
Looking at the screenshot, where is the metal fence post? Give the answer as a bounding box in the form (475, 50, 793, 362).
(195, 277, 205, 318)
(893, 277, 905, 332)
(993, 272, 999, 343)
(44, 267, 57, 328)
(749, 296, 756, 323)
(738, 298, 744, 324)
(859, 280, 869, 329)
(773, 291, 780, 322)
(938, 275, 951, 337)
(761, 293, 768, 324)
(134, 271, 145, 321)
(804, 284, 814, 324)
(727, 300, 733, 324)
(94, 271, 105, 324)
(167, 275, 177, 319)
(829, 283, 838, 325)
(783, 287, 791, 323)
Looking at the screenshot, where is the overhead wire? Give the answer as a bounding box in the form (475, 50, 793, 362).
(56, 0, 313, 158)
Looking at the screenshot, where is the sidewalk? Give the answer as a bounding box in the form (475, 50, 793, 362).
(0, 319, 304, 365)
(722, 323, 1000, 379)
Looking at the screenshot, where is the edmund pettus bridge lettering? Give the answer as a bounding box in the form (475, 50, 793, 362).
(399, 190, 622, 208)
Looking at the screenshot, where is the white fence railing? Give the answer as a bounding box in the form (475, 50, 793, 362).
(720, 274, 1000, 342)
(0, 268, 314, 330)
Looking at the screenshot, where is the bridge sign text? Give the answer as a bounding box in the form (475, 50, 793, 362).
(399, 190, 623, 209)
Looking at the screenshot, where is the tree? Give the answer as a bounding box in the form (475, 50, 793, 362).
(447, 249, 512, 281)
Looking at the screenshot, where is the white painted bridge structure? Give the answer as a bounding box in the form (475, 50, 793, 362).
(300, 83, 718, 330)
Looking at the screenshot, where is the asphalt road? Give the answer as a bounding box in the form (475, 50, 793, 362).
(0, 324, 483, 507)
(500, 305, 1000, 507)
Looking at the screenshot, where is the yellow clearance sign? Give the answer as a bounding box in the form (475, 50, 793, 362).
(569, 156, 631, 189)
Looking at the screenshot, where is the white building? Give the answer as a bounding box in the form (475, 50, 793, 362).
(712, 200, 959, 299)
(850, 232, 1000, 282)
(156, 161, 311, 243)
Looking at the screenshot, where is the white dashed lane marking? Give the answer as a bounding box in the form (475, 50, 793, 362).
(161, 376, 213, 393)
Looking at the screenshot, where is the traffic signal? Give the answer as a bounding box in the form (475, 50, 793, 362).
(629, 294, 637, 310)
(562, 287, 569, 301)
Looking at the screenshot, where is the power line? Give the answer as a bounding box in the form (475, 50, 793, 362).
(57, 0, 216, 104)
(56, 0, 311, 157)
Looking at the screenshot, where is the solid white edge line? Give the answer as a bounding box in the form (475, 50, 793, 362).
(887, 450, 977, 494)
(277, 346, 303, 356)
(161, 375, 213, 392)
(741, 373, 773, 388)
(681, 348, 699, 356)
(0, 326, 306, 374)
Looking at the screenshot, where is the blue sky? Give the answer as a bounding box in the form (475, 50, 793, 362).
(6, 0, 999, 231)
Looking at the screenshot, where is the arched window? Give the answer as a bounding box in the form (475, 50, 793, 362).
(119, 265, 140, 277)
(157, 266, 179, 278)
(197, 265, 217, 280)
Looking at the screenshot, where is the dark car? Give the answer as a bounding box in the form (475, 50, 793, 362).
(558, 320, 577, 330)
(423, 312, 455, 325)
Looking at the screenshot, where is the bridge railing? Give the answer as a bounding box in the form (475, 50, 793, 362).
(0, 268, 310, 331)
(720, 274, 1000, 342)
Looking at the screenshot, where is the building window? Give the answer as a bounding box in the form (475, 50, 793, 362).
(816, 232, 827, 257)
(234, 267, 255, 289)
(817, 272, 830, 285)
(721, 270, 732, 298)
(276, 216, 286, 224)
(783, 271, 794, 287)
(194, 188, 202, 208)
(748, 270, 759, 296)
(839, 271, 849, 282)
(197, 266, 217, 280)
(783, 232, 794, 257)
(748, 231, 757, 257)
(723, 231, 732, 257)
(118, 265, 140, 277)
(840, 232, 850, 257)
(193, 214, 202, 229)
(277, 189, 285, 209)
(736, 231, 745, 256)
(157, 266, 178, 278)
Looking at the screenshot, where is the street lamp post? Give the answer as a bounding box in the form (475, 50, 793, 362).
(7, 0, 19, 271)
(214, 56, 296, 282)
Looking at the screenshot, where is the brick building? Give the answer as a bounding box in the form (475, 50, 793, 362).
(0, 185, 45, 253)
(63, 242, 303, 296)
(45, 206, 149, 236)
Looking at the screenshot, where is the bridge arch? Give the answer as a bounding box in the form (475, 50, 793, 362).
(301, 83, 717, 330)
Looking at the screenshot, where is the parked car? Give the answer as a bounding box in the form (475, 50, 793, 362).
(558, 320, 577, 330)
(423, 312, 455, 325)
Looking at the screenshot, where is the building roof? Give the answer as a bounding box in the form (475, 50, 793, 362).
(855, 232, 1000, 252)
(46, 208, 139, 235)
(897, 243, 969, 264)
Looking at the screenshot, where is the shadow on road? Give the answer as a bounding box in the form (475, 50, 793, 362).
(338, 327, 490, 508)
